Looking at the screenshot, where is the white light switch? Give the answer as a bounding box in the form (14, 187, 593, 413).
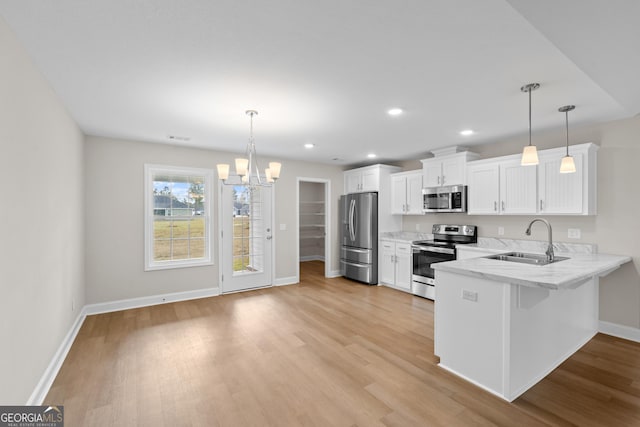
(279, 223, 287, 231)
(462, 289, 478, 302)
(498, 226, 505, 236)
(568, 228, 581, 239)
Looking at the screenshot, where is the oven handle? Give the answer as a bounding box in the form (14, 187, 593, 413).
(412, 245, 455, 255)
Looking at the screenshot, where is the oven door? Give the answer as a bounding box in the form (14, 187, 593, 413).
(412, 245, 455, 299)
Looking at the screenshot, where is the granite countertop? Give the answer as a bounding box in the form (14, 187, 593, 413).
(379, 231, 432, 243)
(433, 252, 631, 290)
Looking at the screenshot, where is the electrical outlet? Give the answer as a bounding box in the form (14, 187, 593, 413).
(462, 289, 478, 302)
(498, 226, 505, 236)
(279, 223, 287, 231)
(568, 228, 581, 239)
(415, 223, 421, 231)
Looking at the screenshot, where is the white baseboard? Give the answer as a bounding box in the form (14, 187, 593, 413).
(274, 276, 298, 286)
(327, 270, 342, 278)
(599, 320, 640, 343)
(300, 255, 326, 262)
(27, 308, 87, 405)
(84, 287, 220, 315)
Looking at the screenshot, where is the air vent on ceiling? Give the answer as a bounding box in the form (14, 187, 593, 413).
(168, 135, 191, 142)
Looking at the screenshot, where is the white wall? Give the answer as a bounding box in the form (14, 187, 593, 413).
(84, 136, 344, 303)
(0, 17, 85, 404)
(401, 115, 640, 329)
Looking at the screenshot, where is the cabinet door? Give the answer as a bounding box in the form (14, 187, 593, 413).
(539, 154, 584, 214)
(405, 173, 424, 214)
(500, 159, 537, 214)
(390, 176, 407, 215)
(467, 163, 500, 215)
(394, 243, 412, 291)
(379, 241, 396, 285)
(361, 168, 380, 192)
(344, 171, 361, 193)
(442, 156, 465, 185)
(423, 159, 442, 187)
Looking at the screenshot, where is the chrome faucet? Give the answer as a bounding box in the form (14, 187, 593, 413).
(525, 218, 554, 262)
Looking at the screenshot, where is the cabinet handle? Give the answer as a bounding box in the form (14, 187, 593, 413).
(502, 201, 505, 211)
(540, 200, 544, 211)
(437, 176, 440, 185)
(406, 204, 410, 212)
(442, 175, 446, 185)
(494, 201, 497, 211)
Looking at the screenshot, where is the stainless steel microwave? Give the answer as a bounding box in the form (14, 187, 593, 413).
(422, 185, 467, 213)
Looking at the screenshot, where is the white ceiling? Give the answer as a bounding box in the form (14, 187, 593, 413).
(1, 0, 638, 166)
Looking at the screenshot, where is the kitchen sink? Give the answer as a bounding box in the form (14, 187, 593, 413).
(485, 252, 569, 266)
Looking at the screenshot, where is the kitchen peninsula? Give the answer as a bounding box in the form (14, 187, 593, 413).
(432, 252, 630, 402)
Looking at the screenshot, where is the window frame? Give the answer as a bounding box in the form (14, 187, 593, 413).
(144, 164, 214, 271)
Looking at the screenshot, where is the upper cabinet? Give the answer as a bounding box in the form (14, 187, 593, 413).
(421, 150, 480, 187)
(467, 142, 597, 216)
(390, 170, 423, 215)
(538, 144, 597, 215)
(344, 164, 400, 194)
(467, 158, 537, 215)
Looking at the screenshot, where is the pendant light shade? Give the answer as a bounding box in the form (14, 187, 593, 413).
(216, 163, 230, 181)
(521, 145, 539, 166)
(558, 105, 576, 174)
(520, 83, 540, 166)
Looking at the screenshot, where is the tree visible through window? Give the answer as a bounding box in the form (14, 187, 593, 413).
(145, 165, 213, 270)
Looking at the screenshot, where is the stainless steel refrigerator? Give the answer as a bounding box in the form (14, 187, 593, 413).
(340, 192, 378, 284)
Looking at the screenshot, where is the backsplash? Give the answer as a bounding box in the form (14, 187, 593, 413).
(474, 237, 597, 254)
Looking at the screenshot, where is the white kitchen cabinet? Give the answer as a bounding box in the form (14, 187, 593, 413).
(344, 164, 400, 194)
(467, 162, 500, 214)
(421, 151, 480, 187)
(390, 170, 423, 215)
(379, 240, 412, 291)
(467, 157, 538, 215)
(467, 149, 597, 215)
(467, 142, 597, 216)
(499, 158, 538, 214)
(538, 143, 597, 215)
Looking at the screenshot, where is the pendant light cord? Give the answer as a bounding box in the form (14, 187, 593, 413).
(564, 110, 569, 156)
(528, 87, 532, 147)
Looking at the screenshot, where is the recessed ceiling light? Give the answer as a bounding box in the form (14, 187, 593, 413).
(304, 143, 314, 149)
(460, 129, 475, 136)
(387, 108, 403, 116)
(367, 153, 377, 158)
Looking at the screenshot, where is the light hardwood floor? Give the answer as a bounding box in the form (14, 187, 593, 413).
(46, 261, 640, 426)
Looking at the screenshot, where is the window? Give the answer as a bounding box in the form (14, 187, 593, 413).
(144, 164, 213, 270)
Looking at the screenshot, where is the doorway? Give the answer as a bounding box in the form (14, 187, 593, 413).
(220, 182, 274, 293)
(296, 178, 330, 282)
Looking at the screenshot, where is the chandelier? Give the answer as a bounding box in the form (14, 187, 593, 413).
(216, 110, 281, 189)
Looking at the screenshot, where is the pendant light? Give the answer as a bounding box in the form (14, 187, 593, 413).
(558, 105, 576, 173)
(216, 110, 282, 189)
(520, 83, 540, 166)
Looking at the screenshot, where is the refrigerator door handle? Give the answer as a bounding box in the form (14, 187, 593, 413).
(349, 199, 356, 241)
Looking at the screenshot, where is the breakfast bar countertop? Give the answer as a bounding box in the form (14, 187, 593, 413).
(433, 252, 631, 290)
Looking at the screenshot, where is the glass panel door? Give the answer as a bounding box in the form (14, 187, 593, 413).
(221, 183, 273, 293)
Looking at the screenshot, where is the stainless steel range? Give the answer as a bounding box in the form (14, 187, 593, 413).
(411, 224, 477, 299)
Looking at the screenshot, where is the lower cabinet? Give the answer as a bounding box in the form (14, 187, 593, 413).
(379, 240, 412, 292)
